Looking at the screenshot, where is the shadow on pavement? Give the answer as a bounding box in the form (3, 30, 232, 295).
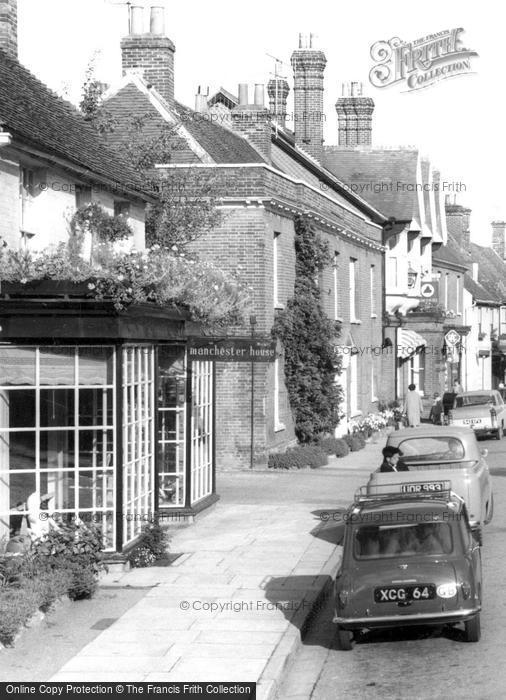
(310, 508, 347, 545)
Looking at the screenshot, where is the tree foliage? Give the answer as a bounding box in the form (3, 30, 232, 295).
(273, 216, 343, 443)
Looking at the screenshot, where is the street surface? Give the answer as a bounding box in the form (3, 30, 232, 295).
(278, 439, 506, 700)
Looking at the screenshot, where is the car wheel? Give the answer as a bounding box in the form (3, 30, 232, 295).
(484, 493, 494, 525)
(336, 626, 353, 651)
(464, 614, 481, 642)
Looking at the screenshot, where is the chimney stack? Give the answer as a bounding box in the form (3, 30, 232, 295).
(290, 35, 327, 162)
(121, 4, 175, 108)
(231, 82, 272, 163)
(445, 200, 472, 252)
(0, 0, 18, 58)
(194, 86, 209, 113)
(267, 78, 290, 128)
(492, 221, 506, 261)
(335, 81, 375, 147)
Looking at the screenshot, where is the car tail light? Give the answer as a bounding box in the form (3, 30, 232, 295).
(490, 407, 497, 426)
(460, 582, 471, 600)
(338, 589, 349, 607)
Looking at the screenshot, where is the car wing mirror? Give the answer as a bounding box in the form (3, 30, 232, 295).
(480, 448, 488, 458)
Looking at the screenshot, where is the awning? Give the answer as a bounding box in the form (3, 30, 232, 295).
(397, 329, 427, 359)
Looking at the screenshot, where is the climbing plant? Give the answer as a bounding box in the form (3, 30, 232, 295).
(273, 216, 343, 443)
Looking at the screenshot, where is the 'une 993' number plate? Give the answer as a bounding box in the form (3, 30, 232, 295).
(374, 585, 436, 603)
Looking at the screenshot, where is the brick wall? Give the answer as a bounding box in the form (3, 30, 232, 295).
(290, 49, 327, 162)
(335, 97, 375, 147)
(121, 35, 175, 108)
(0, 0, 17, 58)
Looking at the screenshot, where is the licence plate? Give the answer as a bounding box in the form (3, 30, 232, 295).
(463, 418, 482, 425)
(401, 482, 445, 493)
(375, 585, 436, 603)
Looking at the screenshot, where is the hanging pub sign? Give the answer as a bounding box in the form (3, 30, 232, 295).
(188, 337, 277, 362)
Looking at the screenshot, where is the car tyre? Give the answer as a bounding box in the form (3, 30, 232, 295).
(336, 626, 353, 651)
(464, 614, 481, 642)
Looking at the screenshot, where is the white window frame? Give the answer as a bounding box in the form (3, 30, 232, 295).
(456, 275, 461, 315)
(349, 258, 360, 323)
(274, 357, 285, 432)
(444, 273, 449, 308)
(333, 252, 341, 321)
(273, 232, 282, 309)
(350, 353, 359, 416)
(370, 264, 376, 318)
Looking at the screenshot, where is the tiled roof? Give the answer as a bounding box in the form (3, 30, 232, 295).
(323, 147, 420, 221)
(174, 102, 264, 164)
(469, 243, 506, 303)
(464, 274, 499, 304)
(433, 234, 469, 270)
(0, 49, 149, 198)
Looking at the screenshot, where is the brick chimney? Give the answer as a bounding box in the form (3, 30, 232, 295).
(121, 5, 175, 108)
(290, 34, 327, 162)
(0, 0, 17, 58)
(267, 78, 290, 129)
(335, 82, 374, 147)
(492, 221, 506, 261)
(445, 197, 471, 251)
(231, 83, 271, 162)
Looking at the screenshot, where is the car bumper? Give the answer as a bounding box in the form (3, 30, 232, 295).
(333, 606, 481, 630)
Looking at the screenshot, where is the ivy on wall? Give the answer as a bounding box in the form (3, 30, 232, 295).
(272, 215, 343, 443)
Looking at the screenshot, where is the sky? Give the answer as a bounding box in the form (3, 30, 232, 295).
(16, 0, 504, 243)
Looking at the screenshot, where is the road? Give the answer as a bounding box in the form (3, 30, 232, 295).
(278, 439, 506, 700)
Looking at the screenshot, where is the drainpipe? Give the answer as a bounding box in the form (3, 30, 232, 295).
(250, 314, 257, 469)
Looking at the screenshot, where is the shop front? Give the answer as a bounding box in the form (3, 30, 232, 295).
(0, 294, 216, 554)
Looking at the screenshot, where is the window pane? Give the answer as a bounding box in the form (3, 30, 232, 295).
(79, 389, 113, 427)
(79, 470, 114, 509)
(0, 432, 36, 470)
(78, 347, 114, 385)
(78, 430, 113, 469)
(40, 347, 75, 385)
(0, 347, 36, 385)
(40, 431, 75, 470)
(40, 471, 75, 510)
(3, 390, 36, 428)
(40, 389, 75, 428)
(2, 471, 36, 509)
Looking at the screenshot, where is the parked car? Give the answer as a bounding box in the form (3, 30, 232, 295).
(369, 426, 493, 542)
(448, 389, 506, 440)
(333, 487, 482, 649)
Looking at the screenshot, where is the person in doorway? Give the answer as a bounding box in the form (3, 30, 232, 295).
(379, 446, 408, 472)
(405, 384, 424, 427)
(429, 392, 443, 425)
(453, 379, 464, 394)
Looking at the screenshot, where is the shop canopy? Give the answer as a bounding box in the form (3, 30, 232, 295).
(397, 329, 427, 359)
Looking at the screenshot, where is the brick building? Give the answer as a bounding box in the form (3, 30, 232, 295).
(102, 8, 391, 468)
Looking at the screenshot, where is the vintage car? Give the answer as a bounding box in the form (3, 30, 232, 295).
(333, 487, 482, 649)
(448, 389, 506, 440)
(369, 426, 493, 541)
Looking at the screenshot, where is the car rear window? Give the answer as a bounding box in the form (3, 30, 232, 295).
(354, 522, 453, 559)
(397, 437, 466, 465)
(456, 394, 495, 407)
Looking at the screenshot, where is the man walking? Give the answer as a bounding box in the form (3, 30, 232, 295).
(405, 383, 424, 427)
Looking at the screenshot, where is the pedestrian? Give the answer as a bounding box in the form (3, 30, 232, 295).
(453, 379, 463, 394)
(379, 445, 409, 472)
(429, 392, 443, 425)
(404, 383, 424, 427)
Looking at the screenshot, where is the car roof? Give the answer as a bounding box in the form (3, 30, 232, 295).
(387, 425, 474, 439)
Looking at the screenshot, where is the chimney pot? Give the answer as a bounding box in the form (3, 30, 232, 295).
(254, 84, 264, 107)
(150, 5, 165, 35)
(129, 5, 144, 34)
(0, 0, 18, 58)
(238, 83, 249, 105)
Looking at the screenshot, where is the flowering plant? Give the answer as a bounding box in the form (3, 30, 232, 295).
(349, 412, 388, 437)
(0, 243, 250, 327)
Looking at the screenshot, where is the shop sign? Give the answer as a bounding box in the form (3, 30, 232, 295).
(188, 338, 276, 362)
(445, 329, 461, 347)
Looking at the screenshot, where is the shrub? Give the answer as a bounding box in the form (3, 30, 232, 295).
(334, 439, 350, 458)
(304, 447, 328, 469)
(0, 586, 41, 646)
(318, 436, 340, 455)
(65, 561, 99, 600)
(348, 435, 365, 452)
(268, 445, 328, 470)
(127, 522, 171, 568)
(268, 453, 293, 470)
(25, 570, 71, 611)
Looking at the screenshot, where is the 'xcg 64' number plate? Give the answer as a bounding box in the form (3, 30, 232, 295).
(374, 585, 436, 603)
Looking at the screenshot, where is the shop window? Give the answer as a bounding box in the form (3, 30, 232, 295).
(122, 346, 155, 546)
(157, 346, 186, 509)
(190, 360, 213, 504)
(0, 346, 116, 549)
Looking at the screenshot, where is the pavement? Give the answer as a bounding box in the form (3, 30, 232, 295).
(43, 439, 384, 699)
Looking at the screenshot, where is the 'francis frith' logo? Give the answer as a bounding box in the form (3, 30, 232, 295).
(369, 29, 478, 91)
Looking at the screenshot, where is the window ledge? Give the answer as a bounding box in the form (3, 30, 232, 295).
(335, 317, 344, 323)
(370, 313, 378, 319)
(371, 396, 379, 403)
(350, 410, 362, 419)
(351, 319, 362, 325)
(274, 422, 286, 433)
(274, 302, 285, 311)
